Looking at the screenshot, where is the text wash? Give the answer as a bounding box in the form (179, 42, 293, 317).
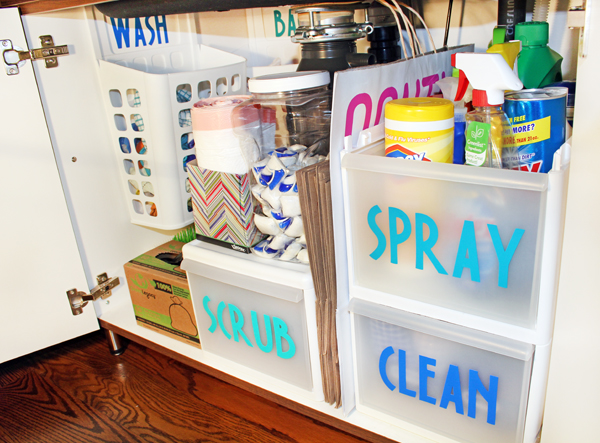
(379, 347, 499, 425)
(368, 206, 525, 288)
(202, 296, 296, 359)
(110, 16, 169, 49)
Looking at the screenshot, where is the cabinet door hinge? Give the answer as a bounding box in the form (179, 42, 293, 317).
(67, 273, 120, 316)
(2, 35, 69, 75)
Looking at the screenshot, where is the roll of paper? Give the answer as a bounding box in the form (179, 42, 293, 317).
(191, 96, 258, 174)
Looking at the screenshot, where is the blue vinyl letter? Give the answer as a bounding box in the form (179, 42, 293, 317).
(229, 304, 253, 347)
(274, 10, 285, 37)
(202, 295, 217, 333)
(468, 370, 499, 425)
(368, 205, 387, 261)
(389, 207, 412, 264)
(398, 349, 416, 397)
(145, 16, 156, 45)
(110, 18, 130, 49)
(273, 317, 296, 359)
(419, 355, 437, 405)
(287, 9, 296, 36)
(488, 224, 525, 288)
(379, 346, 396, 391)
(134, 17, 146, 47)
(415, 213, 447, 275)
(440, 364, 464, 414)
(217, 301, 232, 339)
(155, 15, 168, 44)
(453, 220, 480, 282)
(251, 311, 273, 353)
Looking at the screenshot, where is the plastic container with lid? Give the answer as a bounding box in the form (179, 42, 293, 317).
(237, 70, 332, 160)
(384, 97, 454, 163)
(232, 71, 332, 263)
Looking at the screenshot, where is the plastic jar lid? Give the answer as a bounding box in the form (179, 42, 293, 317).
(248, 71, 330, 93)
(385, 97, 454, 122)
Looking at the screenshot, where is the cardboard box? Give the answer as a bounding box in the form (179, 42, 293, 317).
(124, 240, 201, 347)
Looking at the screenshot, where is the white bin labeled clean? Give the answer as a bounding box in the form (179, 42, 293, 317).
(350, 299, 536, 443)
(341, 141, 569, 342)
(181, 241, 323, 400)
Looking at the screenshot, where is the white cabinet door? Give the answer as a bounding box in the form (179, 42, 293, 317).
(0, 7, 99, 363)
(543, 4, 600, 441)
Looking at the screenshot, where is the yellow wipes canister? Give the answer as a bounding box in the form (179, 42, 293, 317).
(384, 97, 454, 163)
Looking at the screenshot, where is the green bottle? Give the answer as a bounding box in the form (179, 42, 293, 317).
(515, 21, 563, 89)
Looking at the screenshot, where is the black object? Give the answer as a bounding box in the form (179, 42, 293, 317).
(96, 0, 354, 18)
(443, 0, 454, 48)
(297, 40, 375, 84)
(367, 25, 402, 64)
(497, 0, 527, 41)
(292, 4, 376, 86)
(155, 252, 183, 266)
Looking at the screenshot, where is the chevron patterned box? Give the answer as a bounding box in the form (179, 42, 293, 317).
(187, 161, 265, 253)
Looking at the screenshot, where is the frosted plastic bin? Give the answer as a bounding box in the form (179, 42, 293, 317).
(341, 141, 569, 341)
(181, 240, 323, 400)
(350, 298, 538, 443)
(89, 10, 247, 229)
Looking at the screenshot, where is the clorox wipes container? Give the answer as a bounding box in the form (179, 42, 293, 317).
(384, 97, 454, 163)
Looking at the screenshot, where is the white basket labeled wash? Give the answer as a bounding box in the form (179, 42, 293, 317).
(99, 43, 246, 229)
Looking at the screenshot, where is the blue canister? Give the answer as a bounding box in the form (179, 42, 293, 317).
(504, 87, 568, 173)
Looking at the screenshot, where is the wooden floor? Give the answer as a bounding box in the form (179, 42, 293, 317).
(0, 330, 371, 443)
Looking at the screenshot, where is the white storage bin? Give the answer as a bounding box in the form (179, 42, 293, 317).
(341, 141, 569, 341)
(181, 240, 323, 400)
(92, 12, 247, 229)
(350, 299, 537, 443)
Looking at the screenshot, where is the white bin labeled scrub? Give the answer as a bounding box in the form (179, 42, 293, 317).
(350, 299, 536, 443)
(181, 241, 323, 400)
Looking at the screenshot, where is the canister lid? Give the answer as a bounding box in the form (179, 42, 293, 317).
(248, 70, 330, 93)
(385, 97, 454, 122)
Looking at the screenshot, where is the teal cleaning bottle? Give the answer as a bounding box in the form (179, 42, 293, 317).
(515, 21, 563, 89)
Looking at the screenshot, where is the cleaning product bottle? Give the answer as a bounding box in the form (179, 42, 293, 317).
(452, 52, 523, 169)
(514, 21, 563, 89)
(435, 69, 470, 164)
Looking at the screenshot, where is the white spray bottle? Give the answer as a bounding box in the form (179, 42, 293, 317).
(452, 52, 523, 169)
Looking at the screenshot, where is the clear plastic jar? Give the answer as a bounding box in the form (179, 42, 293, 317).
(236, 70, 332, 160)
(232, 71, 331, 263)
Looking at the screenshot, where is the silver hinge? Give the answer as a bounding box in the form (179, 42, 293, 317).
(2, 35, 69, 75)
(67, 273, 120, 316)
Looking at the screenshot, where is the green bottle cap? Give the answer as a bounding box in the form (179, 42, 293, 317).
(515, 21, 549, 47)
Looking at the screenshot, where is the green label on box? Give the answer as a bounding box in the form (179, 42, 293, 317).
(173, 285, 190, 299)
(134, 305, 169, 325)
(134, 304, 199, 340)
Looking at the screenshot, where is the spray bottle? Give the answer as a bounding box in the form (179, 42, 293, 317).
(435, 69, 470, 164)
(451, 52, 523, 169)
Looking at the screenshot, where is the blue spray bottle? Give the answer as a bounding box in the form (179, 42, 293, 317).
(436, 69, 470, 165)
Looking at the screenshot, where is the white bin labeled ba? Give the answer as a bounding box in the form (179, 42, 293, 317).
(350, 299, 536, 443)
(181, 241, 323, 400)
